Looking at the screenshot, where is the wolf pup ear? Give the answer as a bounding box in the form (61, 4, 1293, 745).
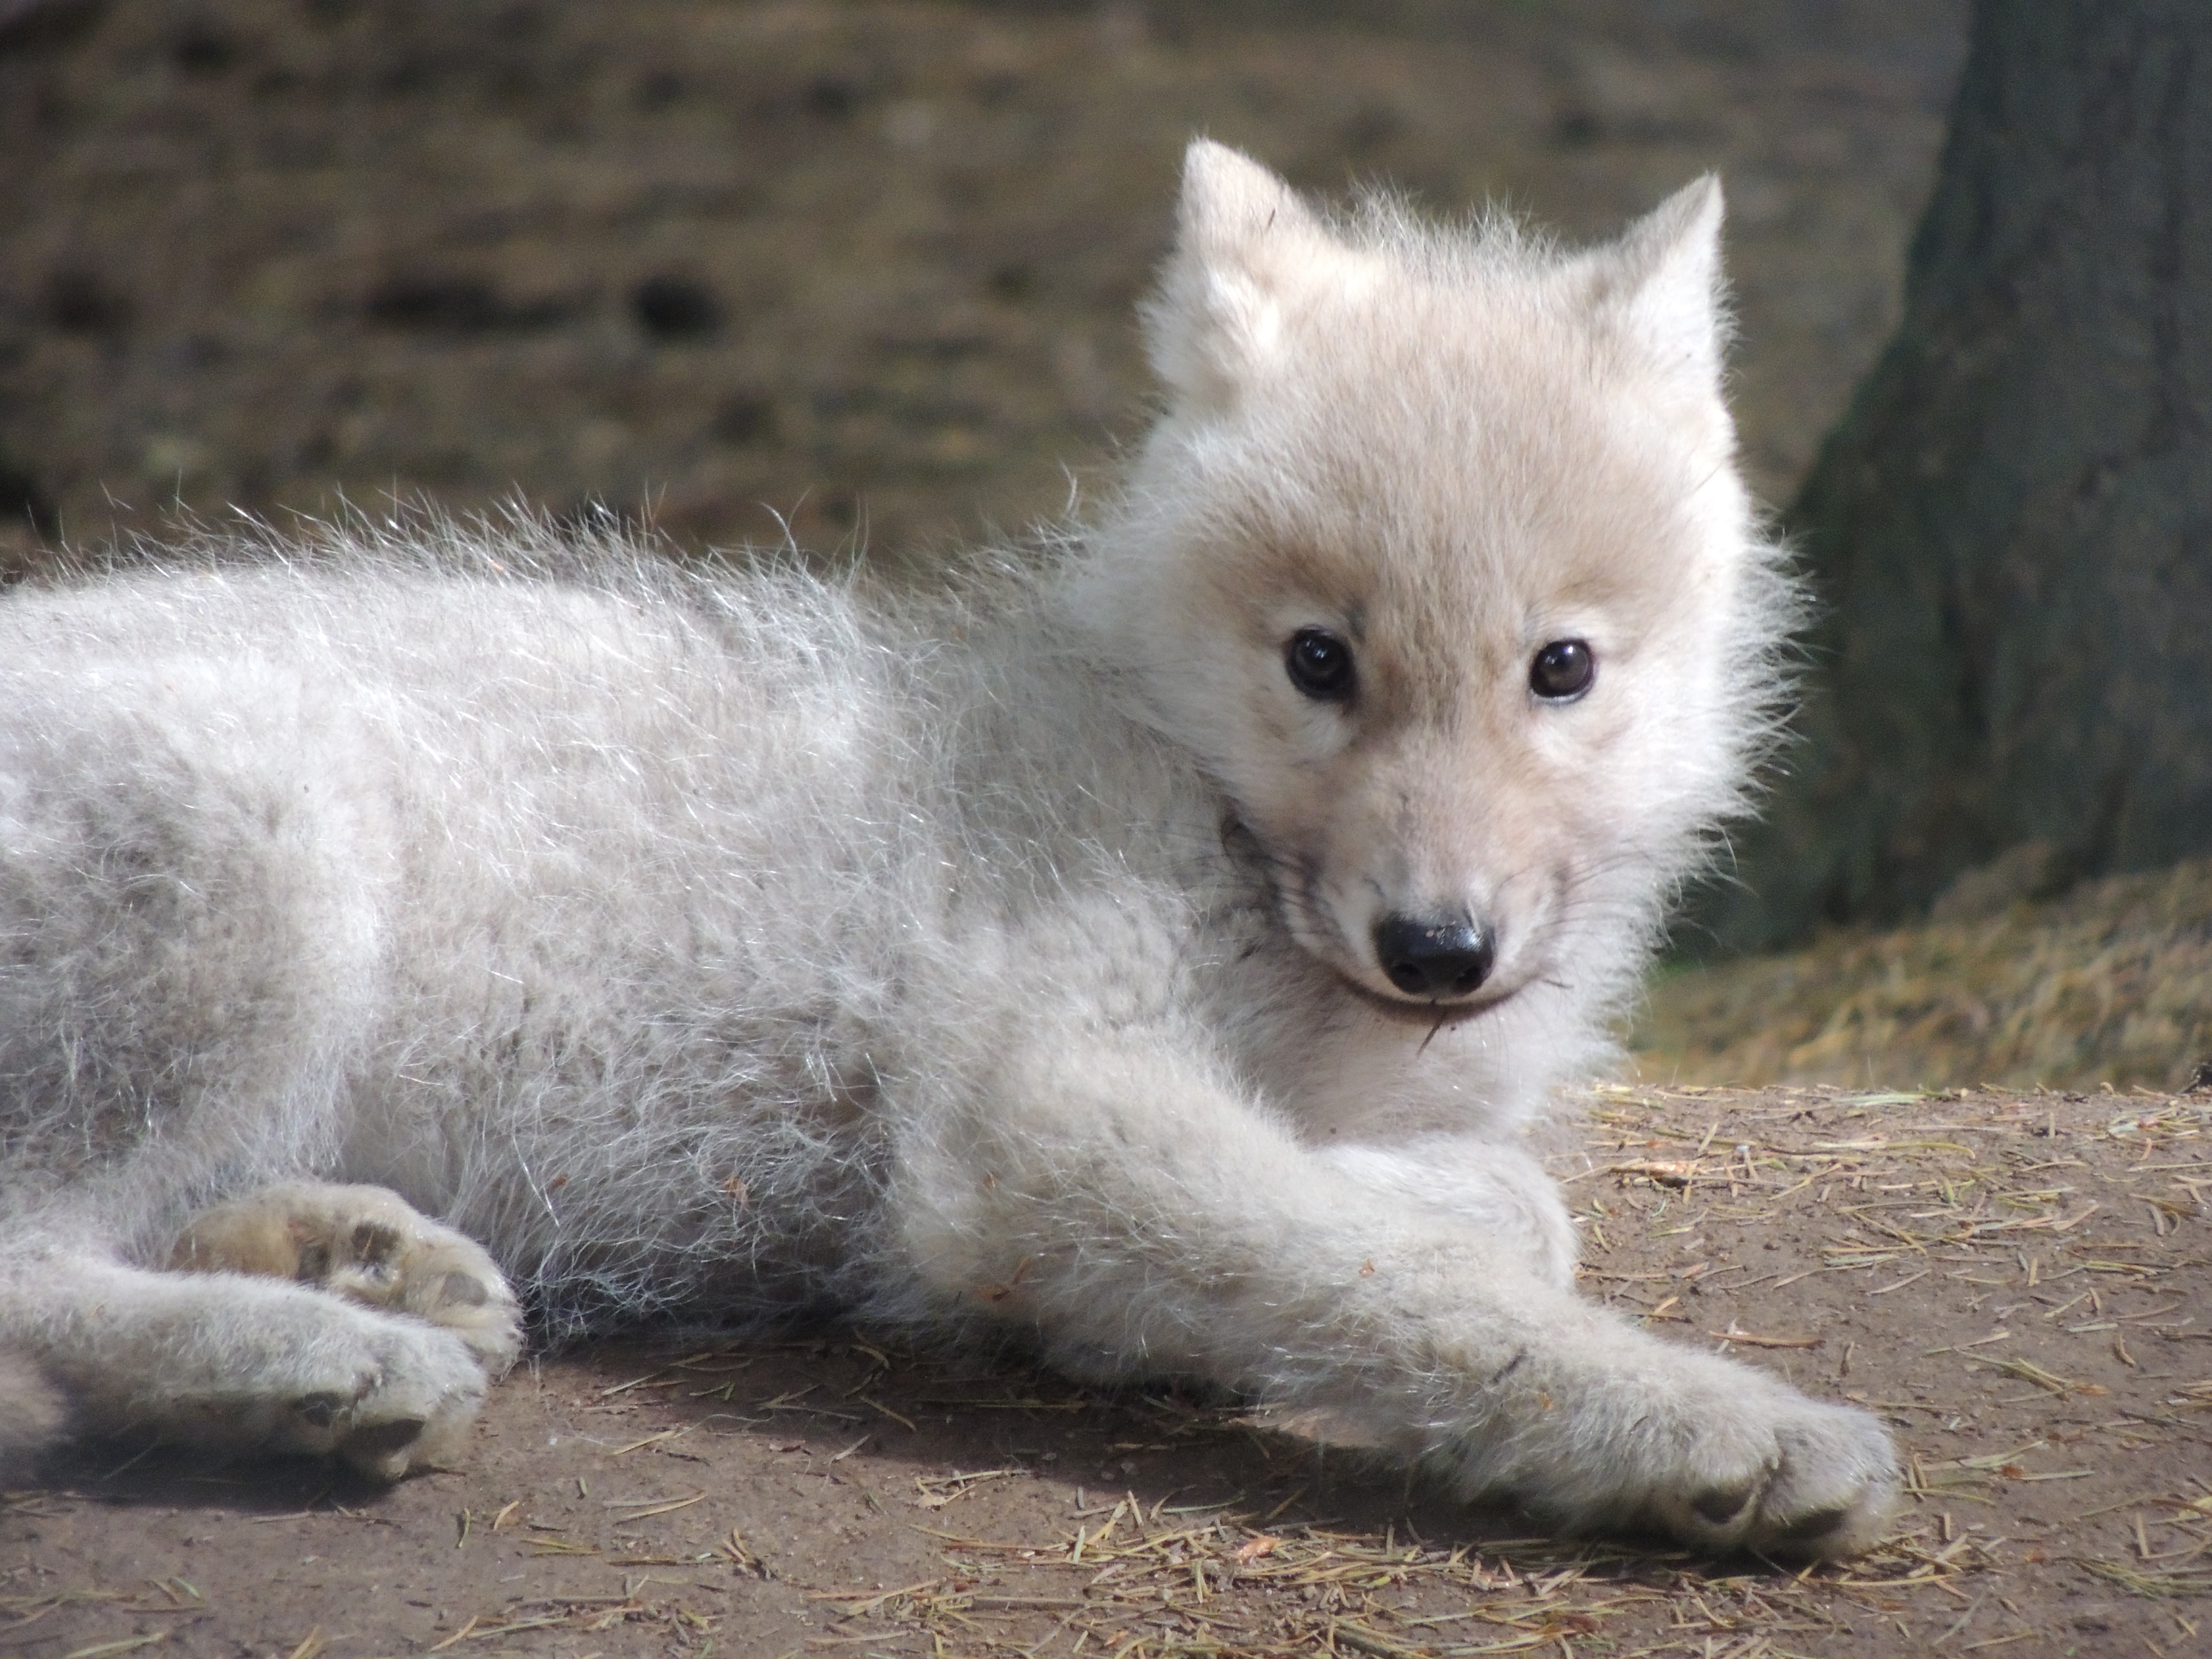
(1585, 175, 1729, 395)
(1143, 140, 1331, 410)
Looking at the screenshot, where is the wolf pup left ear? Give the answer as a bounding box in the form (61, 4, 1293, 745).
(1142, 140, 1337, 410)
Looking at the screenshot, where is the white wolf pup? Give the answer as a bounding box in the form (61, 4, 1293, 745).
(0, 143, 1896, 1556)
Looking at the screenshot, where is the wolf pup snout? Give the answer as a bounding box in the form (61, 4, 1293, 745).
(1373, 910, 1497, 998)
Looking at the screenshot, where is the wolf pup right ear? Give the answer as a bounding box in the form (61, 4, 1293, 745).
(1142, 140, 1343, 412)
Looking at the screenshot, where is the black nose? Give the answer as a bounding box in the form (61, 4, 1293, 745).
(1373, 911, 1496, 999)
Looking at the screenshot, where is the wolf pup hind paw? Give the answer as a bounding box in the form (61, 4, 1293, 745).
(0, 141, 1890, 1556)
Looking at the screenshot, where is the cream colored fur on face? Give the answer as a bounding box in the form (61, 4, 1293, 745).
(0, 143, 1894, 1556)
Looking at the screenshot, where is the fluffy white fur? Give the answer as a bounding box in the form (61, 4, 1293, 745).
(0, 144, 1894, 1555)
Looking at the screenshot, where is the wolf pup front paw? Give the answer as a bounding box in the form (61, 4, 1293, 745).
(1659, 1401, 1899, 1559)
(1626, 1362, 1900, 1560)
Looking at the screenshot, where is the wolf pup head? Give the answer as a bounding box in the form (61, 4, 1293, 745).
(1077, 140, 1793, 1016)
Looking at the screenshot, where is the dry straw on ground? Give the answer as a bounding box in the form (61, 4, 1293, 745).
(1637, 856, 2212, 1093)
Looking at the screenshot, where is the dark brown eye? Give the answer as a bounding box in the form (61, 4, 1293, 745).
(1285, 628, 1356, 701)
(1529, 638, 1595, 701)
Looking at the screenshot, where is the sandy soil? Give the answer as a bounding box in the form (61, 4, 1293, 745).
(9, 1087, 2209, 1659)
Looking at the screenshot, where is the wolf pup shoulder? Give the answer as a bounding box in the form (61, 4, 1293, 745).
(0, 142, 1893, 1555)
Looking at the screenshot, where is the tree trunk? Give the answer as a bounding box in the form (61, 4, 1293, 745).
(1703, 0, 2212, 954)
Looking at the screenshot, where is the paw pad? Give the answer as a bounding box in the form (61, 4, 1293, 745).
(1770, 1505, 1851, 1547)
(349, 1220, 403, 1268)
(1689, 1482, 1756, 1526)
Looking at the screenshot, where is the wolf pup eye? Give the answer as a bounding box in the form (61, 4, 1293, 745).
(1285, 627, 1356, 702)
(1529, 638, 1595, 701)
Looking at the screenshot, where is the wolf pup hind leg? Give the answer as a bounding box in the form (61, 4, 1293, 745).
(0, 141, 1895, 1555)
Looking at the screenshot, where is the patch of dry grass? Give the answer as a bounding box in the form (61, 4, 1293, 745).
(1636, 859, 2212, 1092)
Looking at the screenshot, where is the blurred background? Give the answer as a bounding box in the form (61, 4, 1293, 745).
(0, 0, 1962, 558)
(2, 0, 2202, 1092)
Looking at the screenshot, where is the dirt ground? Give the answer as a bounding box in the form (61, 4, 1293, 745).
(17, 4, 2212, 1659)
(8, 1087, 2210, 1659)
